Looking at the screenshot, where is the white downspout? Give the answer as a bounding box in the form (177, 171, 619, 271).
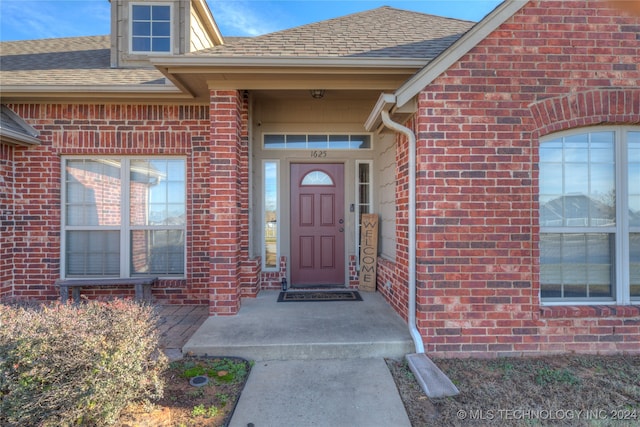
(380, 110, 424, 354)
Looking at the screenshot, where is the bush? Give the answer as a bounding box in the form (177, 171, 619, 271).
(0, 300, 168, 426)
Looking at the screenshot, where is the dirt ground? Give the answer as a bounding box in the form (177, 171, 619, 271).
(117, 354, 639, 426)
(119, 357, 250, 427)
(387, 354, 640, 426)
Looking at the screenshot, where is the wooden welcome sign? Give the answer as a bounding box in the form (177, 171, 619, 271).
(358, 213, 378, 292)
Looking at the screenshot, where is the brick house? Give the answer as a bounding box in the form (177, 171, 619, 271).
(1, 0, 638, 357)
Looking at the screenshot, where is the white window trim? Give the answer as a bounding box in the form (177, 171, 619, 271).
(129, 2, 173, 55)
(61, 156, 186, 279)
(540, 126, 639, 306)
(355, 160, 373, 269)
(262, 133, 373, 150)
(262, 160, 280, 271)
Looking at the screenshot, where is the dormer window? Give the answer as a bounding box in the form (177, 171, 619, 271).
(130, 3, 172, 54)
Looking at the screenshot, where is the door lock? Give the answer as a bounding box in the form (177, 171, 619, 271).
(339, 219, 344, 224)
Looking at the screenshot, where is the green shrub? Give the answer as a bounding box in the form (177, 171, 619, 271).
(0, 300, 168, 426)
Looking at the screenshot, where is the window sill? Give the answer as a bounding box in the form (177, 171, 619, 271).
(540, 305, 640, 318)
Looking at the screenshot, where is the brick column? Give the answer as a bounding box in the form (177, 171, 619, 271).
(208, 90, 244, 314)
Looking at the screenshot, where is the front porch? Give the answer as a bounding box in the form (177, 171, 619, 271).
(182, 290, 414, 361)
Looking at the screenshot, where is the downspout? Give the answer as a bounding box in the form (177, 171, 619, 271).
(380, 110, 424, 354)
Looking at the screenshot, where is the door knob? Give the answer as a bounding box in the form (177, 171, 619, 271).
(339, 227, 344, 232)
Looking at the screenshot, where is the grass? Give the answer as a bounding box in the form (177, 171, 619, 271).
(387, 354, 640, 426)
(119, 357, 251, 427)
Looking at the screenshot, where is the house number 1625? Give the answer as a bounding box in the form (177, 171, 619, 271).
(310, 150, 327, 158)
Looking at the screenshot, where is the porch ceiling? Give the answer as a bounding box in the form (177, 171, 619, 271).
(153, 57, 426, 103)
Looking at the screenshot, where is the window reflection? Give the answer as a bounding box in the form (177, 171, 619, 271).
(264, 161, 278, 269)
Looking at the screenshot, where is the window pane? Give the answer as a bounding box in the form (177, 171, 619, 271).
(264, 135, 285, 149)
(152, 22, 170, 36)
(132, 37, 151, 52)
(66, 231, 120, 277)
(301, 171, 333, 186)
(132, 5, 150, 20)
(131, 230, 184, 275)
(130, 159, 185, 226)
(152, 5, 171, 20)
(631, 233, 640, 298)
(308, 135, 328, 149)
(132, 22, 150, 37)
(286, 135, 306, 149)
(328, 135, 350, 149)
(65, 159, 121, 226)
(540, 233, 613, 300)
(352, 135, 371, 149)
(630, 133, 640, 227)
(152, 38, 171, 52)
(264, 162, 278, 269)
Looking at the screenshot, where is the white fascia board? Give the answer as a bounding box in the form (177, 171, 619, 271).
(192, 0, 224, 45)
(395, 0, 528, 108)
(0, 85, 182, 94)
(0, 128, 41, 146)
(364, 93, 397, 132)
(151, 56, 428, 70)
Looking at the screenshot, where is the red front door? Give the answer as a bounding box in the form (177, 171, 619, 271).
(290, 163, 345, 286)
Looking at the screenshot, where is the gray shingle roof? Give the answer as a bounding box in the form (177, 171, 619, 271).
(0, 7, 473, 87)
(0, 36, 167, 86)
(194, 7, 473, 59)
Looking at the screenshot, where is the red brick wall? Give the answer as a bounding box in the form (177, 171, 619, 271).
(6, 103, 213, 304)
(208, 90, 253, 315)
(408, 0, 640, 356)
(0, 143, 15, 298)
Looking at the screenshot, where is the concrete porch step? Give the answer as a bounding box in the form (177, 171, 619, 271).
(182, 290, 414, 361)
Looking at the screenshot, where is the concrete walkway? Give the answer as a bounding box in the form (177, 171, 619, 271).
(229, 358, 411, 427)
(181, 291, 413, 427)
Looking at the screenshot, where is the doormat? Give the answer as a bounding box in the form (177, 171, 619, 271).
(277, 290, 362, 302)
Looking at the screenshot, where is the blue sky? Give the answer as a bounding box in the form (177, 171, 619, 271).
(0, 0, 502, 41)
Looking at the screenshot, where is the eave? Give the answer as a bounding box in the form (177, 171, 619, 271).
(152, 56, 428, 101)
(0, 105, 40, 146)
(0, 84, 196, 104)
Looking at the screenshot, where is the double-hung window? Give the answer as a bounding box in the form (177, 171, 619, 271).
(539, 127, 640, 304)
(62, 158, 186, 278)
(130, 3, 172, 53)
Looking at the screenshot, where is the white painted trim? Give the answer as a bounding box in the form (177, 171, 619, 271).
(355, 160, 373, 269)
(539, 126, 640, 305)
(129, 2, 174, 55)
(61, 156, 187, 279)
(262, 160, 280, 272)
(152, 56, 427, 69)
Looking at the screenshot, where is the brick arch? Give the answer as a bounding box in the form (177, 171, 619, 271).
(529, 88, 640, 139)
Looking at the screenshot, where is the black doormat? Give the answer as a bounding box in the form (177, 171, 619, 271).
(277, 290, 362, 302)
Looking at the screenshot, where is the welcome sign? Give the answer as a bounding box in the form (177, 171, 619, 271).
(358, 213, 378, 292)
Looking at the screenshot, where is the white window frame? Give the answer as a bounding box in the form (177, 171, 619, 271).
(262, 160, 280, 271)
(355, 160, 373, 269)
(129, 2, 173, 55)
(539, 126, 639, 306)
(61, 156, 186, 279)
(262, 133, 373, 150)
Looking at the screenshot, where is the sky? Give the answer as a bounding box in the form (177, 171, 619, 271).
(0, 0, 503, 41)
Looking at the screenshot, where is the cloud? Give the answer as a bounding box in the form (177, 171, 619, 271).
(208, 1, 287, 36)
(1, 1, 110, 41)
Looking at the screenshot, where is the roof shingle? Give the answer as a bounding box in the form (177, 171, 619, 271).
(195, 6, 473, 59)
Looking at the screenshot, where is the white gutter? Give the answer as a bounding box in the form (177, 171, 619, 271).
(379, 108, 424, 354)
